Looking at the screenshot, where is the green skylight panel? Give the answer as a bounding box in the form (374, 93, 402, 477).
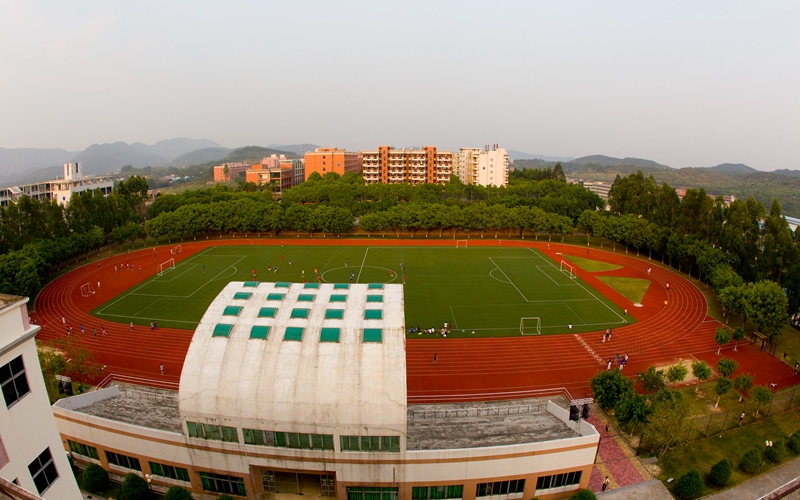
(233, 292, 252, 300)
(304, 283, 320, 289)
(284, 327, 303, 341)
(223, 306, 243, 316)
(250, 326, 270, 339)
(243, 281, 259, 287)
(320, 328, 340, 343)
(366, 295, 383, 303)
(325, 309, 344, 319)
(297, 294, 315, 302)
(364, 309, 382, 320)
(334, 283, 349, 289)
(258, 307, 277, 318)
(267, 293, 286, 301)
(275, 282, 291, 288)
(329, 294, 347, 302)
(363, 329, 382, 343)
(368, 283, 384, 289)
(291, 308, 309, 319)
(213, 324, 233, 337)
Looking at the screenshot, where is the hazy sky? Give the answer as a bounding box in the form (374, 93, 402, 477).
(1, 1, 798, 170)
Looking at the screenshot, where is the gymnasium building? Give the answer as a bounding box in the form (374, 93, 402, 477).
(52, 282, 599, 499)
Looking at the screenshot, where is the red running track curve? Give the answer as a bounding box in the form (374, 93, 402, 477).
(32, 238, 797, 398)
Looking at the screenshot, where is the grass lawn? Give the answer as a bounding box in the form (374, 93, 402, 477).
(597, 276, 651, 304)
(562, 254, 623, 272)
(91, 245, 634, 337)
(656, 409, 800, 497)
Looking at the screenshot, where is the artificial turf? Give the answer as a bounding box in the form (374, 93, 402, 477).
(91, 245, 634, 336)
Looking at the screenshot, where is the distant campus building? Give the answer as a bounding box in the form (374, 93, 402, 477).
(455, 146, 509, 187)
(0, 162, 113, 208)
(0, 294, 82, 499)
(361, 146, 453, 185)
(53, 282, 599, 500)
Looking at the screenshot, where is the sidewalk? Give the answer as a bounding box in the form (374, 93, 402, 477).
(704, 455, 800, 500)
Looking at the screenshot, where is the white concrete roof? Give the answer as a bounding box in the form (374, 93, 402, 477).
(179, 282, 407, 435)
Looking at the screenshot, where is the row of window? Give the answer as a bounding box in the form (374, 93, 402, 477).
(68, 440, 99, 460)
(200, 472, 246, 496)
(105, 450, 141, 471)
(213, 323, 383, 343)
(188, 421, 399, 452)
(535, 471, 582, 490)
(412, 485, 464, 499)
(476, 479, 525, 497)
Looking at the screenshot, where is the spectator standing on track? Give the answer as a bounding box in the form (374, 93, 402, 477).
(130, 322, 134, 332)
(160, 363, 165, 376)
(794, 362, 799, 376)
(101, 324, 106, 335)
(431, 354, 437, 365)
(607, 359, 612, 371)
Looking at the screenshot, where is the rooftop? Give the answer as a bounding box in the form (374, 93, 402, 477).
(69, 383, 180, 433)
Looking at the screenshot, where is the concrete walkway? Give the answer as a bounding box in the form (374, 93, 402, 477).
(704, 455, 800, 499)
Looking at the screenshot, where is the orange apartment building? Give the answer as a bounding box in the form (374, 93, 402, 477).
(303, 148, 362, 181)
(361, 146, 453, 185)
(212, 162, 252, 182)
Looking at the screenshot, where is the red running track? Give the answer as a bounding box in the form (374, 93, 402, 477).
(32, 239, 797, 398)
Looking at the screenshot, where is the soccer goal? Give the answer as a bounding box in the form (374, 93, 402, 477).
(520, 317, 541, 335)
(456, 240, 468, 248)
(560, 260, 576, 279)
(174, 244, 182, 254)
(158, 258, 175, 276)
(80, 283, 96, 297)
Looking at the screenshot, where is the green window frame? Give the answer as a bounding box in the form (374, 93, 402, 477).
(535, 471, 581, 491)
(290, 308, 309, 319)
(271, 431, 334, 451)
(297, 294, 315, 302)
(233, 292, 252, 300)
(223, 305, 243, 316)
(368, 283, 383, 289)
(320, 328, 340, 342)
(200, 472, 246, 496)
(243, 281, 259, 287)
(105, 451, 141, 471)
(304, 282, 320, 289)
(340, 435, 399, 452)
(275, 282, 291, 288)
(329, 294, 347, 302)
(250, 326, 270, 339)
(68, 440, 98, 460)
(267, 293, 286, 301)
(366, 295, 383, 303)
(364, 309, 382, 320)
(149, 461, 190, 482)
(347, 487, 398, 500)
(363, 328, 382, 343)
(334, 283, 349, 289)
(476, 479, 525, 497)
(412, 486, 464, 499)
(186, 421, 238, 443)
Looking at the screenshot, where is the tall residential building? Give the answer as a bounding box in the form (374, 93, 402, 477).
(303, 148, 362, 181)
(457, 146, 508, 187)
(361, 146, 453, 185)
(0, 163, 113, 208)
(0, 294, 81, 499)
(212, 163, 252, 182)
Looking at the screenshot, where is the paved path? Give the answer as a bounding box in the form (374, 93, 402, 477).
(704, 455, 800, 500)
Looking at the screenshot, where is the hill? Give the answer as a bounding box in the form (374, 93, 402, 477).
(72, 142, 168, 174)
(507, 150, 574, 162)
(703, 163, 757, 174)
(567, 155, 670, 169)
(169, 147, 232, 167)
(131, 138, 224, 163)
(773, 169, 800, 178)
(267, 143, 320, 156)
(0, 147, 78, 178)
(224, 146, 301, 163)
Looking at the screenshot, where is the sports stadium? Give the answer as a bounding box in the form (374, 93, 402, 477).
(33, 238, 794, 499)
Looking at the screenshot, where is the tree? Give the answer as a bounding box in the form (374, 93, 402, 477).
(121, 472, 150, 500)
(637, 366, 666, 393)
(217, 495, 236, 500)
(717, 357, 738, 378)
(714, 327, 731, 355)
(673, 469, 703, 499)
(740, 448, 760, 473)
(713, 377, 732, 408)
(37, 343, 67, 402)
(732, 326, 746, 352)
(615, 391, 652, 437)
(733, 373, 755, 402)
(164, 486, 193, 500)
(589, 369, 634, 410)
(81, 463, 108, 493)
(787, 430, 800, 454)
(691, 361, 712, 392)
(644, 389, 692, 458)
(766, 440, 786, 464)
(750, 385, 773, 416)
(746, 280, 790, 338)
(708, 458, 732, 487)
(56, 335, 102, 391)
(569, 490, 597, 500)
(666, 364, 689, 387)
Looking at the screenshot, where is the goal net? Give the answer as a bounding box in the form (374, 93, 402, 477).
(560, 260, 576, 279)
(174, 244, 182, 254)
(520, 317, 541, 335)
(456, 240, 468, 248)
(158, 258, 175, 276)
(80, 283, 96, 297)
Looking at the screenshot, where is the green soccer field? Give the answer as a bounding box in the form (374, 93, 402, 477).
(91, 245, 633, 337)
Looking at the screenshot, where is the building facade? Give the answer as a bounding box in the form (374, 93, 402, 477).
(0, 294, 81, 499)
(213, 163, 252, 182)
(456, 146, 509, 187)
(361, 146, 453, 185)
(0, 163, 113, 208)
(304, 148, 362, 181)
(53, 282, 598, 500)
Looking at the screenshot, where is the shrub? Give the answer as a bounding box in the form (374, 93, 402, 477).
(740, 448, 760, 474)
(164, 485, 193, 500)
(766, 440, 786, 463)
(121, 472, 150, 500)
(570, 490, 598, 500)
(673, 469, 703, 499)
(217, 495, 235, 500)
(81, 463, 108, 493)
(788, 431, 800, 454)
(708, 457, 732, 487)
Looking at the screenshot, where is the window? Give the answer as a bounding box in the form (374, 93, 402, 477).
(68, 440, 99, 460)
(233, 292, 252, 300)
(340, 435, 399, 452)
(223, 306, 242, 316)
(476, 479, 525, 497)
(243, 428, 274, 446)
(1, 355, 30, 408)
(347, 487, 398, 500)
(250, 326, 270, 339)
(535, 471, 581, 491)
(200, 472, 246, 496)
(363, 329, 382, 343)
(28, 448, 58, 494)
(284, 327, 304, 341)
(105, 451, 141, 471)
(320, 328, 340, 342)
(149, 461, 190, 482)
(186, 421, 239, 443)
(413, 486, 464, 499)
(213, 324, 233, 337)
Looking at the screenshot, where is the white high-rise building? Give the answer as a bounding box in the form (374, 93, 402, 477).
(457, 146, 509, 187)
(0, 294, 82, 499)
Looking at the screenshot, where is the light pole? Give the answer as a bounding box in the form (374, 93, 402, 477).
(759, 440, 773, 467)
(145, 473, 152, 495)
